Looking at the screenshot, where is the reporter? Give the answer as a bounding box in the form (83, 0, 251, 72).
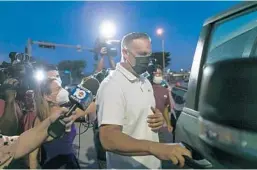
(29, 78, 79, 169)
(0, 107, 71, 169)
(23, 64, 64, 134)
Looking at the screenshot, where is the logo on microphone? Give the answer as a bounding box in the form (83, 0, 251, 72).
(74, 88, 86, 100)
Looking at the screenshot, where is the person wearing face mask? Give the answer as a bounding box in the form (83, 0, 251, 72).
(22, 65, 62, 135)
(28, 78, 80, 169)
(152, 66, 173, 133)
(45, 64, 63, 85)
(96, 32, 191, 169)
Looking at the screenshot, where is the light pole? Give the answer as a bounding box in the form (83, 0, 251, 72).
(156, 28, 165, 73)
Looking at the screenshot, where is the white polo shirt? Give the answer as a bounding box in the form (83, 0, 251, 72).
(96, 63, 161, 169)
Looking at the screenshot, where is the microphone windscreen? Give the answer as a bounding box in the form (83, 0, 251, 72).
(80, 76, 100, 96)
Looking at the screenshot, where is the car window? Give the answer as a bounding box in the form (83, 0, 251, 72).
(206, 9, 257, 64)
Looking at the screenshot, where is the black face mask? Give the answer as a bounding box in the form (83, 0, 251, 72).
(131, 56, 150, 75)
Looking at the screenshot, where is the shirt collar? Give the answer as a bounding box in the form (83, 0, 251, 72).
(116, 63, 138, 82)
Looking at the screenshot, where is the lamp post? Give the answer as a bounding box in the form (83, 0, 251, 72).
(156, 28, 165, 73)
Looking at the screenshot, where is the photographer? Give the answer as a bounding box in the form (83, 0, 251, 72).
(96, 47, 116, 73)
(0, 107, 74, 169)
(0, 78, 23, 136)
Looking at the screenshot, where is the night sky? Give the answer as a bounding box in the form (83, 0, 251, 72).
(0, 1, 239, 73)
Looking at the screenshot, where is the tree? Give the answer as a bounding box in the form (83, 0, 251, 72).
(58, 60, 86, 82)
(150, 52, 171, 68)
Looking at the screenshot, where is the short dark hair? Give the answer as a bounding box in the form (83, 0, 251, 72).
(43, 64, 58, 72)
(38, 78, 57, 95)
(121, 32, 151, 49)
(156, 65, 163, 72)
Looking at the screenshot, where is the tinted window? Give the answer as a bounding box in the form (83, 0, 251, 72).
(206, 10, 257, 64)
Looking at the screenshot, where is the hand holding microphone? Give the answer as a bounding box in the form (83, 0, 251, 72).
(47, 76, 100, 139)
(47, 85, 94, 138)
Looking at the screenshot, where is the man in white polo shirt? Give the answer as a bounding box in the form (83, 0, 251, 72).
(96, 32, 191, 169)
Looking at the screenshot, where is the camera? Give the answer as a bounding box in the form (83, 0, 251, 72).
(0, 52, 39, 99)
(93, 37, 118, 60)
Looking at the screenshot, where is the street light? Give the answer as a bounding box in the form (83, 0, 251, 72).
(100, 21, 116, 39)
(156, 28, 165, 73)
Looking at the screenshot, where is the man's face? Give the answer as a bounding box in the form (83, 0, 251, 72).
(123, 38, 152, 66)
(47, 70, 62, 85)
(44, 80, 62, 103)
(47, 70, 60, 79)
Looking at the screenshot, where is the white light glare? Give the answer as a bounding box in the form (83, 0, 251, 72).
(100, 21, 116, 39)
(35, 70, 45, 81)
(156, 28, 164, 36)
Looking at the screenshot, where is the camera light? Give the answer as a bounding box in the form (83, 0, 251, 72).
(100, 21, 116, 39)
(34, 70, 45, 81)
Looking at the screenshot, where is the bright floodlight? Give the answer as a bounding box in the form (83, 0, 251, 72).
(34, 70, 45, 81)
(156, 28, 164, 36)
(100, 21, 116, 39)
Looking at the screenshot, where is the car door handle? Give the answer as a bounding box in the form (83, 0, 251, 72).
(180, 142, 213, 169)
(183, 155, 212, 169)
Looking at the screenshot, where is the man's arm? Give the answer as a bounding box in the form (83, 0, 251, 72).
(72, 102, 96, 120)
(95, 47, 108, 72)
(100, 124, 157, 156)
(163, 107, 171, 127)
(97, 82, 157, 156)
(108, 56, 116, 69)
(96, 57, 105, 72)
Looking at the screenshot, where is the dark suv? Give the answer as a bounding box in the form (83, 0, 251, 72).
(175, 2, 257, 169)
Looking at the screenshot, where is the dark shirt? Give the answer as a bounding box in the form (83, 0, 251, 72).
(41, 124, 76, 164)
(152, 84, 170, 114)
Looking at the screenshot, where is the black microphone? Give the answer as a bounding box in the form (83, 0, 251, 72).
(80, 75, 100, 96)
(47, 85, 94, 139)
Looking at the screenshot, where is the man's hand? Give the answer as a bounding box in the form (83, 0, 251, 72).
(150, 143, 192, 167)
(70, 102, 97, 121)
(167, 125, 173, 133)
(100, 47, 108, 57)
(147, 107, 164, 131)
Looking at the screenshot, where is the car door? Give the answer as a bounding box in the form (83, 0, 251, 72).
(175, 2, 257, 169)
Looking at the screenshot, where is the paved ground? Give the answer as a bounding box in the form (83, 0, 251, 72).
(72, 123, 177, 169)
(72, 123, 99, 169)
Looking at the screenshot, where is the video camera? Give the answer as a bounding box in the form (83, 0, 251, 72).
(0, 52, 39, 99)
(93, 37, 118, 60)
